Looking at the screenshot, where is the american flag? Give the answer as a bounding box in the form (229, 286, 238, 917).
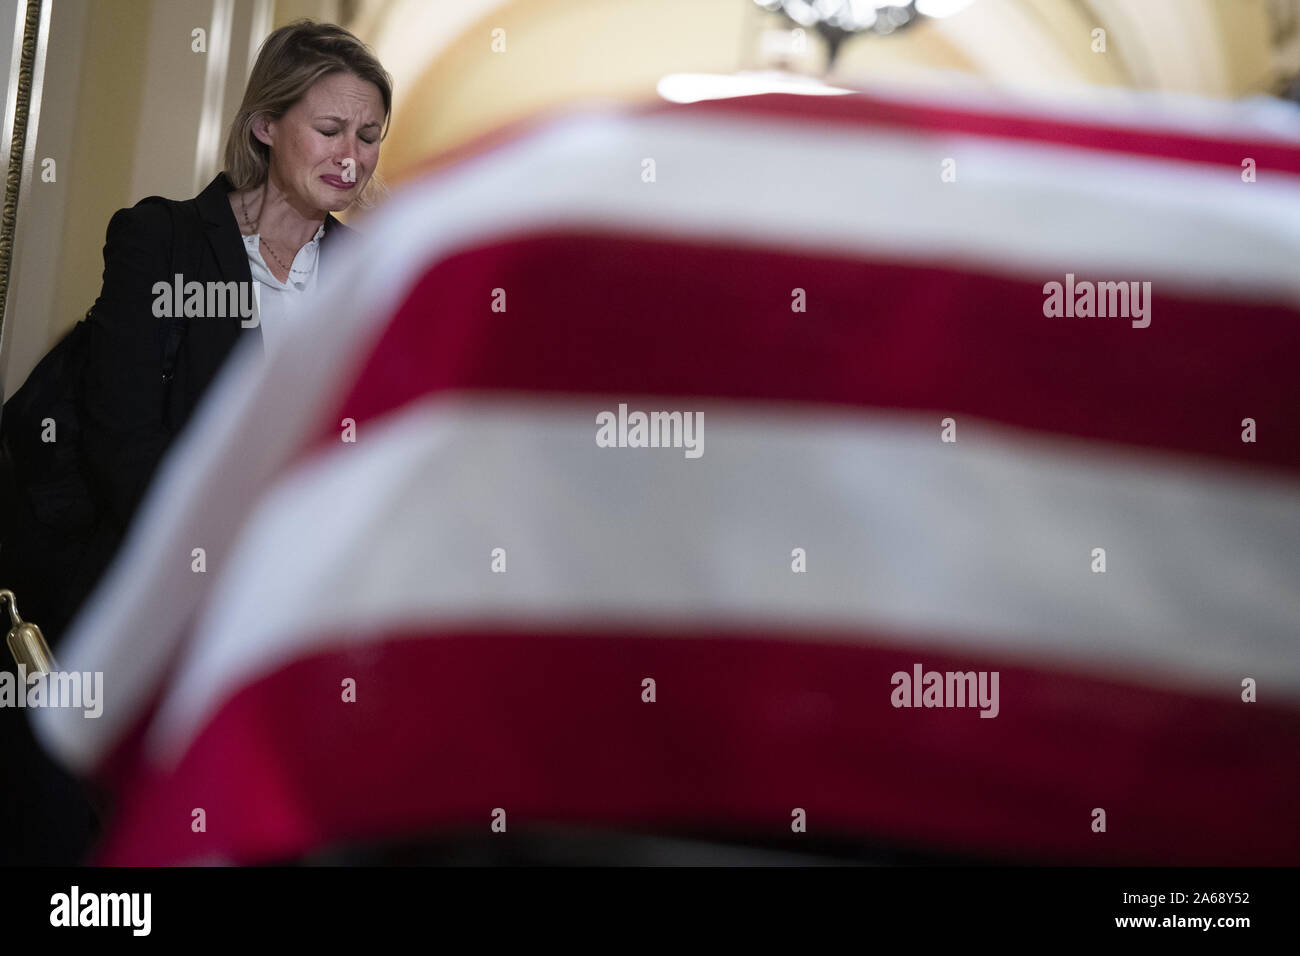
(34, 85, 1300, 864)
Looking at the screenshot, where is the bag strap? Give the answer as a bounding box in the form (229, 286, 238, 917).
(161, 313, 184, 383)
(157, 199, 186, 385)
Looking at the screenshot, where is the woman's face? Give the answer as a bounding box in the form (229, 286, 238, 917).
(255, 71, 384, 215)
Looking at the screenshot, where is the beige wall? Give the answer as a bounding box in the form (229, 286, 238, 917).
(351, 0, 1299, 186)
(1, 0, 94, 403)
(52, 0, 152, 379)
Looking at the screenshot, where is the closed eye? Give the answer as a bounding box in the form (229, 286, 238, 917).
(320, 129, 377, 145)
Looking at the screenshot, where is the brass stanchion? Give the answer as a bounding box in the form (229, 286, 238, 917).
(1, 589, 57, 674)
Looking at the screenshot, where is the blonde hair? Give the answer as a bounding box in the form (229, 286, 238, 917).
(223, 19, 394, 209)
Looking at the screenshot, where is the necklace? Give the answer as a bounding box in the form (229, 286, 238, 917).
(239, 188, 313, 279)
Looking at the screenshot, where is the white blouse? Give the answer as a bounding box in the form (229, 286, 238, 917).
(242, 222, 326, 354)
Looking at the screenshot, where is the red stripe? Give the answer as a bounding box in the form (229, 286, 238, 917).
(92, 629, 1300, 865)
(649, 92, 1300, 175)
(310, 232, 1300, 473)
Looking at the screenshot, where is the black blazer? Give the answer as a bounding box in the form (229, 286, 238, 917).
(83, 170, 354, 534)
(0, 172, 355, 866)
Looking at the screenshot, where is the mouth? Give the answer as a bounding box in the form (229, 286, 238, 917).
(321, 175, 357, 190)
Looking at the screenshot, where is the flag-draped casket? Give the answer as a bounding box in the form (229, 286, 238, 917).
(34, 86, 1300, 864)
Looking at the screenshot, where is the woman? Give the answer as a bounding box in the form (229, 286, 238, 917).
(83, 20, 392, 572)
(0, 18, 392, 865)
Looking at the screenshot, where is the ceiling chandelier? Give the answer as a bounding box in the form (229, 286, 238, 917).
(752, 0, 977, 68)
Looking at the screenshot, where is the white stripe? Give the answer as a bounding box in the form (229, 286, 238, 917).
(135, 395, 1300, 763)
(839, 75, 1300, 145)
(407, 109, 1300, 302)
(33, 96, 1300, 771)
